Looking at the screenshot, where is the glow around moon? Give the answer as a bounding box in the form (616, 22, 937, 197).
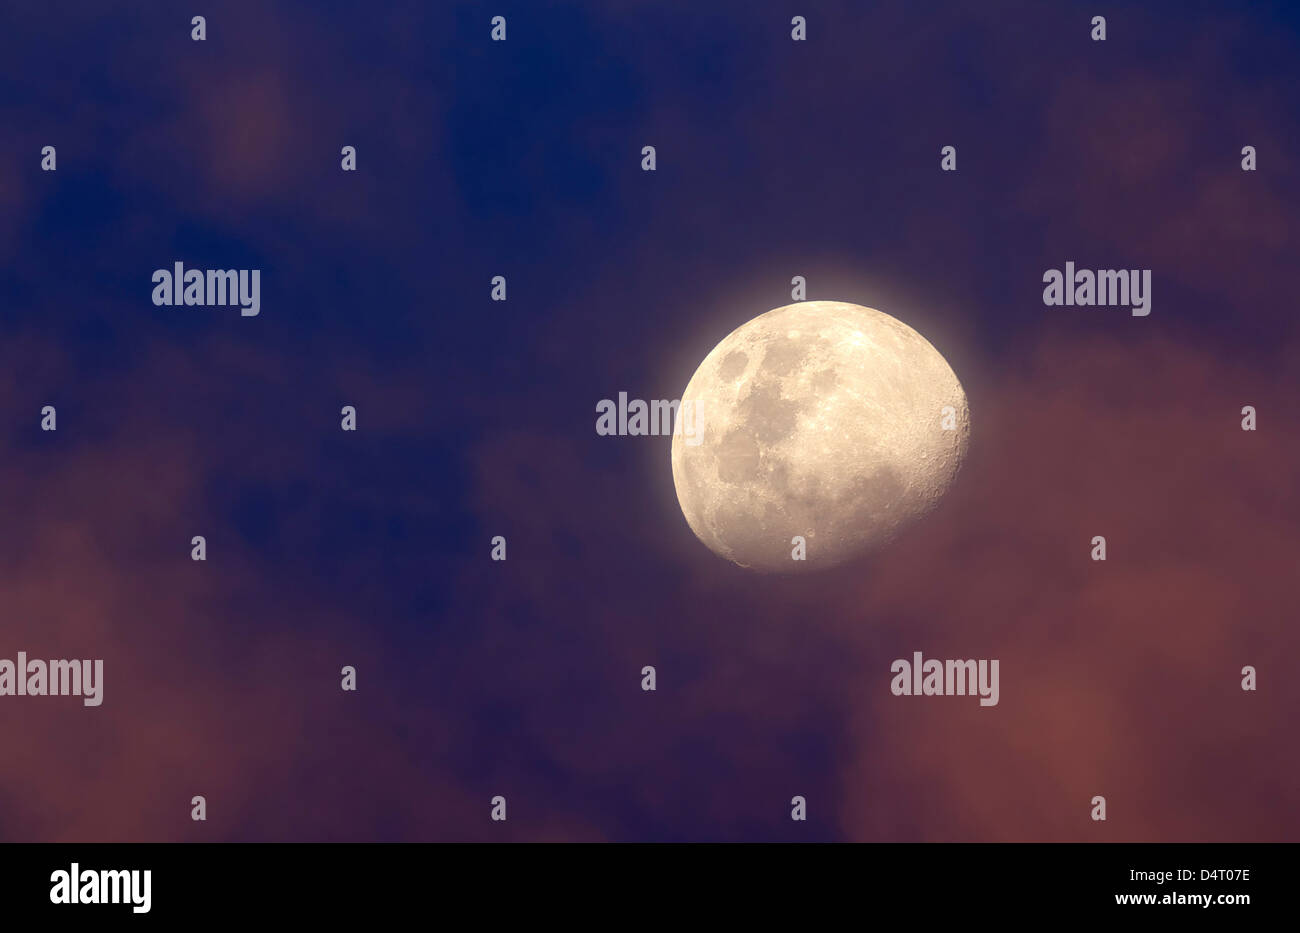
(671, 300, 969, 572)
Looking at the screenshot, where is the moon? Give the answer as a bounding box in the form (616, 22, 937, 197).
(671, 300, 969, 572)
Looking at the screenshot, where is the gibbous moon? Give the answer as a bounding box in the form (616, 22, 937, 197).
(671, 300, 969, 572)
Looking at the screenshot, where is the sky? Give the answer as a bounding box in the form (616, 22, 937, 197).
(0, 0, 1297, 841)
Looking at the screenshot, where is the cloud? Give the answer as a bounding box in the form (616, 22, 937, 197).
(835, 332, 1300, 840)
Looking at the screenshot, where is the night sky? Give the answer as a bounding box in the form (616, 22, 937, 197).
(0, 1, 1297, 841)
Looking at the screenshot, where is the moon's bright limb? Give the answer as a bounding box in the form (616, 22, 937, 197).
(671, 300, 969, 572)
